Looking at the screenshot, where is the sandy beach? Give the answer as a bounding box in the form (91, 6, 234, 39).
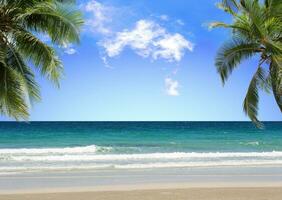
(1, 187, 282, 200)
(1, 122, 282, 200)
(1, 167, 282, 200)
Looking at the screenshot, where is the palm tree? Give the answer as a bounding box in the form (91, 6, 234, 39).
(0, 0, 83, 120)
(211, 0, 282, 127)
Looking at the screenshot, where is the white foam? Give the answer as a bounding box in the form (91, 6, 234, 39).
(240, 141, 260, 146)
(1, 160, 282, 172)
(2, 151, 282, 162)
(0, 145, 113, 155)
(115, 160, 282, 169)
(1, 147, 282, 173)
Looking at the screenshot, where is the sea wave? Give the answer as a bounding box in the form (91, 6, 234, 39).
(0, 145, 112, 155)
(1, 146, 282, 173)
(2, 149, 282, 160)
(1, 160, 282, 172)
(240, 141, 260, 146)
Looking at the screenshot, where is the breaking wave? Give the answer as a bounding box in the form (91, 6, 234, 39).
(1, 145, 282, 174)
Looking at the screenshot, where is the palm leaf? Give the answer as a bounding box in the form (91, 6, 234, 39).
(240, 0, 266, 40)
(21, 1, 83, 45)
(0, 62, 29, 120)
(5, 44, 40, 103)
(270, 56, 282, 111)
(0, 47, 5, 65)
(0, 0, 83, 120)
(265, 0, 282, 19)
(13, 30, 63, 85)
(243, 66, 266, 128)
(3, 0, 77, 9)
(217, 0, 240, 15)
(216, 37, 260, 84)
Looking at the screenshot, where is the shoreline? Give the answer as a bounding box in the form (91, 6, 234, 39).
(1, 166, 282, 193)
(2, 183, 282, 194)
(1, 166, 282, 199)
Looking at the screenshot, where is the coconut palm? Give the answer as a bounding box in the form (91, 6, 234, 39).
(211, 0, 282, 127)
(0, 0, 83, 120)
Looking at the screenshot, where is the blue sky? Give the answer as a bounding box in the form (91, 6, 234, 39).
(1, 0, 281, 121)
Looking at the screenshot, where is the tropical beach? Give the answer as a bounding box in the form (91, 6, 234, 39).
(0, 0, 282, 199)
(0, 122, 282, 199)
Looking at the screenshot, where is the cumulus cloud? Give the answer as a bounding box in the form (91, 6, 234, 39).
(101, 20, 193, 62)
(84, 0, 113, 35)
(83, 1, 193, 63)
(101, 20, 164, 58)
(152, 33, 192, 61)
(165, 78, 180, 96)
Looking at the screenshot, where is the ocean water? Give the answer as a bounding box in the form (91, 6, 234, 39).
(0, 122, 281, 174)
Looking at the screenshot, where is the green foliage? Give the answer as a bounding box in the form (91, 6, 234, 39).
(0, 0, 83, 120)
(243, 67, 266, 128)
(215, 37, 260, 84)
(212, 0, 282, 127)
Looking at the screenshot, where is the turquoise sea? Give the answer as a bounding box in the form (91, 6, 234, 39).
(0, 122, 282, 173)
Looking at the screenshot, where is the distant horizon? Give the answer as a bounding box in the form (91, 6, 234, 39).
(1, 121, 281, 122)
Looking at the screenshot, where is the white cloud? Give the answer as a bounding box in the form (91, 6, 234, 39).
(101, 20, 193, 62)
(101, 56, 113, 69)
(101, 20, 164, 57)
(152, 33, 193, 62)
(85, 0, 113, 35)
(165, 78, 180, 96)
(62, 43, 77, 55)
(160, 15, 169, 21)
(64, 48, 76, 55)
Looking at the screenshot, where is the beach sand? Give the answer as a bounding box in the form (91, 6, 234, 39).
(1, 167, 282, 200)
(1, 187, 282, 200)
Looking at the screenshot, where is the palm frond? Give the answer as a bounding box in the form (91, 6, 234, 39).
(217, 0, 240, 15)
(209, 22, 230, 29)
(0, 0, 82, 120)
(215, 37, 260, 84)
(0, 62, 29, 120)
(3, 0, 77, 9)
(209, 21, 248, 32)
(5, 44, 40, 103)
(13, 30, 63, 85)
(270, 56, 282, 111)
(240, 0, 266, 40)
(243, 66, 266, 128)
(264, 17, 282, 39)
(0, 47, 5, 65)
(21, 1, 83, 45)
(265, 0, 282, 19)
(259, 73, 272, 93)
(232, 14, 254, 40)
